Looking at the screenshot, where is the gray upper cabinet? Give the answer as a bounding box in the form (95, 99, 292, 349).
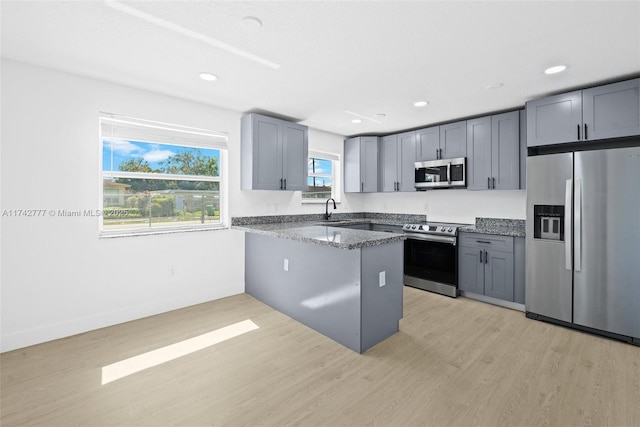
(379, 131, 416, 192)
(241, 113, 308, 191)
(582, 78, 640, 140)
(379, 134, 398, 192)
(439, 120, 467, 158)
(416, 126, 440, 161)
(416, 122, 466, 161)
(344, 136, 378, 192)
(519, 110, 527, 189)
(526, 91, 582, 147)
(467, 111, 520, 191)
(466, 116, 492, 191)
(526, 78, 640, 147)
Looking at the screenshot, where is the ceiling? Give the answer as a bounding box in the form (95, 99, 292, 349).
(2, 1, 639, 137)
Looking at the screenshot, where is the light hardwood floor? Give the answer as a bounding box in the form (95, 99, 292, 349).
(2, 287, 639, 427)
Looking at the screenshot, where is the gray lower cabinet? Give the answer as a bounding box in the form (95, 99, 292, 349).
(379, 131, 416, 192)
(458, 233, 524, 303)
(241, 113, 308, 191)
(466, 111, 520, 190)
(527, 78, 640, 147)
(344, 136, 378, 192)
(245, 232, 403, 353)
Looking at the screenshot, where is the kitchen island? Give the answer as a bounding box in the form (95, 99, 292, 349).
(236, 221, 405, 353)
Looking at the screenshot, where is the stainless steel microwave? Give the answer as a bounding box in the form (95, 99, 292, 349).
(414, 157, 466, 190)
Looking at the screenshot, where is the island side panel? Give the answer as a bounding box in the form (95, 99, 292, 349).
(360, 241, 404, 352)
(245, 233, 362, 352)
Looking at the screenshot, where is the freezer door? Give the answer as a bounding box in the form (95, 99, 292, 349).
(526, 153, 573, 322)
(573, 146, 640, 339)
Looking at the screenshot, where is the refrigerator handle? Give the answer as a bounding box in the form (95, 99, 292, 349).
(565, 179, 573, 270)
(574, 179, 582, 272)
(447, 162, 451, 184)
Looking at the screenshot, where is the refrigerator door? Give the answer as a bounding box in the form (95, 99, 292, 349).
(573, 146, 640, 338)
(526, 153, 574, 322)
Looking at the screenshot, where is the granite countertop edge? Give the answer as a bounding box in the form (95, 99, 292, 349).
(459, 218, 526, 238)
(233, 222, 406, 250)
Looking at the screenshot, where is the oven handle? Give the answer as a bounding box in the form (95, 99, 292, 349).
(404, 233, 457, 245)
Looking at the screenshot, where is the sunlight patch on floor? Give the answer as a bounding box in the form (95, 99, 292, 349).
(101, 319, 259, 385)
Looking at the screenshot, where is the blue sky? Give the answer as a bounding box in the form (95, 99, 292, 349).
(102, 139, 220, 173)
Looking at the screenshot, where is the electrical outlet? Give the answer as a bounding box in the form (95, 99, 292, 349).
(283, 259, 289, 271)
(379, 271, 386, 287)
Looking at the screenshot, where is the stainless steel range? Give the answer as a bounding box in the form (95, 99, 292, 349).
(402, 222, 464, 297)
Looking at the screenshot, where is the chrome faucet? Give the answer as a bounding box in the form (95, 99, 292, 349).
(324, 198, 337, 220)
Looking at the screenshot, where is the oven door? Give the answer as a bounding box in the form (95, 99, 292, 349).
(404, 235, 458, 296)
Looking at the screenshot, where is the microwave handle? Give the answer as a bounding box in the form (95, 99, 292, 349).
(447, 162, 451, 184)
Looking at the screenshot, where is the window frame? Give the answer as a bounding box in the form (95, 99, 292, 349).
(302, 151, 341, 204)
(99, 113, 228, 238)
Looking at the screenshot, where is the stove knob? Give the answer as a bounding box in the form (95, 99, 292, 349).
(448, 227, 453, 232)
(418, 225, 423, 230)
(412, 225, 417, 230)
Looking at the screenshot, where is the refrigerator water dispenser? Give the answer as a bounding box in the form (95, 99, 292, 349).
(533, 205, 564, 241)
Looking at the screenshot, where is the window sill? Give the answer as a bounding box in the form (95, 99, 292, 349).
(99, 224, 228, 239)
(301, 200, 341, 205)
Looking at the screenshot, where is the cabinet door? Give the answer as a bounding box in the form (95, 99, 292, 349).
(466, 116, 492, 190)
(281, 122, 308, 191)
(416, 126, 440, 161)
(582, 78, 640, 141)
(343, 137, 361, 193)
(491, 111, 520, 190)
(526, 91, 582, 147)
(484, 250, 514, 301)
(361, 136, 379, 192)
(379, 134, 398, 192)
(253, 115, 283, 190)
(458, 246, 485, 294)
(440, 120, 467, 158)
(397, 131, 416, 191)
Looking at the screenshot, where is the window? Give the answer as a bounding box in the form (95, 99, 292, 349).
(302, 151, 340, 203)
(100, 114, 227, 237)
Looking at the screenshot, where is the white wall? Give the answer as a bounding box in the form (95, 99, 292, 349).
(363, 189, 526, 224)
(0, 59, 525, 352)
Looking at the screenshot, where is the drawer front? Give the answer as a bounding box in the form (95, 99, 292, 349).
(459, 232, 514, 253)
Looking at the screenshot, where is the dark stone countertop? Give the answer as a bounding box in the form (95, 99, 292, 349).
(234, 221, 406, 250)
(459, 217, 526, 237)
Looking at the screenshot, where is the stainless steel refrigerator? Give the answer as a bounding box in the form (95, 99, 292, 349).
(526, 145, 640, 344)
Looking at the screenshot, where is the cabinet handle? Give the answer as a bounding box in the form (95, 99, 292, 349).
(476, 240, 492, 244)
(577, 124, 580, 140)
(436, 148, 439, 159)
(280, 178, 283, 190)
(439, 148, 443, 159)
(361, 182, 364, 192)
(492, 177, 496, 189)
(487, 177, 491, 189)
(584, 124, 588, 140)
(485, 250, 488, 264)
(284, 179, 286, 190)
(479, 250, 483, 263)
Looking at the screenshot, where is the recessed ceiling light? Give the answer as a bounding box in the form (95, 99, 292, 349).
(486, 82, 504, 90)
(375, 113, 386, 119)
(241, 16, 263, 31)
(544, 65, 567, 75)
(414, 101, 429, 107)
(199, 72, 218, 81)
(352, 119, 363, 124)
